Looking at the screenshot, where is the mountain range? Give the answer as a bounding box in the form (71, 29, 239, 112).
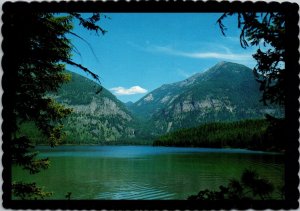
(52, 61, 282, 144)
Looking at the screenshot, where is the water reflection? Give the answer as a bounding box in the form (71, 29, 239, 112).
(12, 146, 284, 200)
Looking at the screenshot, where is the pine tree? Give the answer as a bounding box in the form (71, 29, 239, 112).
(3, 9, 106, 199)
(217, 13, 285, 106)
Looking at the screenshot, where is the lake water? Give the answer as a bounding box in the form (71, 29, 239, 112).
(12, 146, 284, 200)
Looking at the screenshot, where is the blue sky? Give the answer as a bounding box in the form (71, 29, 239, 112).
(68, 13, 258, 103)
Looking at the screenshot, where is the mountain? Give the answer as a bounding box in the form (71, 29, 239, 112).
(50, 71, 137, 144)
(125, 101, 134, 108)
(129, 61, 282, 135)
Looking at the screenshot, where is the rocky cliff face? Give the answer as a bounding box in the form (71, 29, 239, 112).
(52, 71, 136, 144)
(130, 61, 282, 135)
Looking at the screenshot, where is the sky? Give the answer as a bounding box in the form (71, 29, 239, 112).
(67, 13, 258, 103)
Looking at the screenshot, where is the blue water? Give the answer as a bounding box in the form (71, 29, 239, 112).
(13, 146, 284, 200)
(36, 145, 278, 158)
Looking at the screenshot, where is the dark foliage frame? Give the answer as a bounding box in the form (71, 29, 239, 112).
(2, 1, 299, 209)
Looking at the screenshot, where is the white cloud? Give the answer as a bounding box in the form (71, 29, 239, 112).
(151, 45, 252, 62)
(180, 51, 251, 61)
(110, 86, 148, 96)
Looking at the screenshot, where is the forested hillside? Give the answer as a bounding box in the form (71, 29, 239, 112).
(54, 71, 137, 144)
(153, 119, 284, 152)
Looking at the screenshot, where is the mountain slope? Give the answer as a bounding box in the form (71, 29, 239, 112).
(130, 61, 282, 134)
(51, 71, 137, 144)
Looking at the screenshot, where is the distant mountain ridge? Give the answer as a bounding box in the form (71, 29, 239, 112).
(129, 61, 282, 135)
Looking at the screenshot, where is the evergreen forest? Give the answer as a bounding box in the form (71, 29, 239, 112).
(153, 118, 285, 152)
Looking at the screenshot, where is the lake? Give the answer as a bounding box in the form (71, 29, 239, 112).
(12, 146, 284, 200)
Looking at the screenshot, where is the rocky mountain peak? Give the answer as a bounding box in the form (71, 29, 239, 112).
(129, 61, 281, 135)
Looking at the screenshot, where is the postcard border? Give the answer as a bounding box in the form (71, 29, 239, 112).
(2, 1, 299, 209)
